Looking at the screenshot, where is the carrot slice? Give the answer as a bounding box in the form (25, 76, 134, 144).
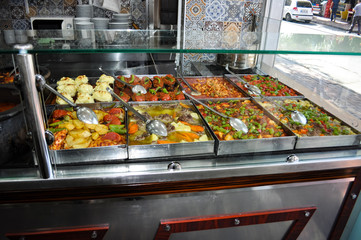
(190, 125, 204, 132)
(128, 122, 139, 134)
(179, 102, 190, 109)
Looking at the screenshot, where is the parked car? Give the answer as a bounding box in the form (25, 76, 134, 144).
(283, 0, 314, 23)
(319, 0, 328, 16)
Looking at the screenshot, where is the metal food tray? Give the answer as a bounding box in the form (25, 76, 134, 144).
(127, 100, 215, 159)
(193, 98, 297, 156)
(49, 102, 128, 164)
(256, 97, 361, 149)
(179, 76, 249, 99)
(224, 74, 304, 98)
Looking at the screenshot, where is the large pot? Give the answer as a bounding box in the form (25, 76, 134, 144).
(217, 53, 257, 72)
(0, 85, 32, 165)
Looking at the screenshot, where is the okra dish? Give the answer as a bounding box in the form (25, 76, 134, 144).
(48, 107, 127, 150)
(114, 74, 185, 102)
(231, 75, 299, 97)
(197, 100, 288, 141)
(181, 77, 247, 98)
(260, 99, 357, 137)
(128, 103, 210, 145)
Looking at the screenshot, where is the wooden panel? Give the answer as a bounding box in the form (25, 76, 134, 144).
(6, 224, 109, 240)
(329, 168, 361, 240)
(154, 207, 317, 240)
(0, 167, 359, 204)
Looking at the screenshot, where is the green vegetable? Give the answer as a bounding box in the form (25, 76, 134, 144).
(49, 120, 64, 127)
(47, 128, 66, 133)
(109, 124, 126, 134)
(162, 88, 169, 94)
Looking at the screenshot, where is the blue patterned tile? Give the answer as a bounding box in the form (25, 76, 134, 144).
(38, 6, 51, 16)
(10, 6, 24, 19)
(224, 1, 244, 22)
(204, 30, 222, 48)
(186, 0, 206, 22)
(199, 53, 216, 62)
(0, 0, 9, 6)
(0, 20, 12, 30)
(9, 0, 23, 6)
(64, 6, 75, 16)
(205, 0, 226, 22)
(0, 7, 11, 20)
(12, 19, 30, 30)
(204, 21, 223, 31)
(244, 2, 262, 22)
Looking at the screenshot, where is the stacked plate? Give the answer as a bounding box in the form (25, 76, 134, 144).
(109, 13, 131, 29)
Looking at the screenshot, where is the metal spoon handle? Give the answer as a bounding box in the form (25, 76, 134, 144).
(176, 68, 200, 94)
(43, 83, 77, 108)
(106, 87, 148, 123)
(225, 65, 248, 85)
(182, 90, 229, 119)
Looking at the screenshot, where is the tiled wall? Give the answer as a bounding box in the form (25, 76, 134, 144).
(183, 0, 264, 73)
(0, 0, 147, 30)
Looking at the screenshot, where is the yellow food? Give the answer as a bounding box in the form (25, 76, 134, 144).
(75, 75, 88, 87)
(97, 74, 115, 84)
(93, 91, 112, 102)
(56, 92, 74, 105)
(75, 93, 94, 104)
(171, 122, 191, 132)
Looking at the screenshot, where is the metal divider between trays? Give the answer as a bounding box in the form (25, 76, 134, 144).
(175, 76, 297, 155)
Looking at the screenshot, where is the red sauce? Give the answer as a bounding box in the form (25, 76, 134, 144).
(0, 102, 17, 113)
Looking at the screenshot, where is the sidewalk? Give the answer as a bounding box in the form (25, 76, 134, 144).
(312, 15, 357, 33)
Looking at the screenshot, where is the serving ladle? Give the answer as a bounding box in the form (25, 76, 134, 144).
(99, 67, 147, 95)
(182, 90, 248, 133)
(36, 75, 98, 124)
(176, 68, 202, 96)
(224, 65, 307, 125)
(225, 64, 262, 96)
(106, 87, 168, 137)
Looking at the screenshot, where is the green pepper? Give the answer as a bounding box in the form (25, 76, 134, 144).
(63, 115, 71, 121)
(109, 124, 126, 134)
(268, 128, 275, 135)
(165, 76, 174, 82)
(49, 120, 64, 127)
(47, 127, 66, 133)
(129, 75, 135, 84)
(162, 88, 169, 94)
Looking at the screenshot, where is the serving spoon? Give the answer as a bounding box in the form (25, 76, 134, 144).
(36, 75, 98, 124)
(224, 65, 307, 125)
(99, 67, 147, 94)
(106, 87, 168, 137)
(176, 68, 202, 96)
(182, 90, 248, 133)
(225, 64, 262, 96)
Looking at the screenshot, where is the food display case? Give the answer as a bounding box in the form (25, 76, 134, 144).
(1, 0, 361, 240)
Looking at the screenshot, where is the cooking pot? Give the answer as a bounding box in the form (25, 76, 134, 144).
(0, 85, 32, 165)
(217, 53, 257, 71)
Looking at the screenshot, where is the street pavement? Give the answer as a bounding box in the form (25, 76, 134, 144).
(313, 15, 359, 34)
(273, 17, 361, 130)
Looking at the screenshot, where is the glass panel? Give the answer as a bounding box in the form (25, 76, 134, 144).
(0, 30, 361, 55)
